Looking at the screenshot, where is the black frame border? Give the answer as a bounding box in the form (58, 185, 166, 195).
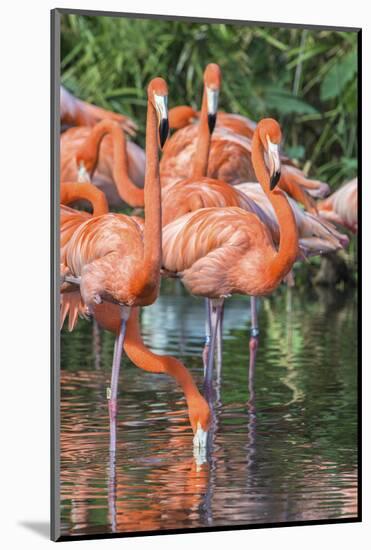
(51, 7, 362, 542)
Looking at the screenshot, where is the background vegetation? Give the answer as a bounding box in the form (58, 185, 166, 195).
(61, 14, 358, 189)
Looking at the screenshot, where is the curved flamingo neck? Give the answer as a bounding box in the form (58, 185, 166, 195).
(123, 308, 209, 431)
(251, 130, 299, 284)
(192, 88, 211, 179)
(60, 181, 108, 216)
(82, 120, 144, 207)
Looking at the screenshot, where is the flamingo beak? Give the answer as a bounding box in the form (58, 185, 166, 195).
(93, 294, 102, 305)
(206, 86, 219, 134)
(154, 93, 169, 149)
(193, 421, 208, 449)
(267, 136, 281, 190)
(77, 162, 91, 183)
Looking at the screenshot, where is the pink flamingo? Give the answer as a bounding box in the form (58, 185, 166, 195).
(60, 78, 210, 450)
(162, 118, 299, 398)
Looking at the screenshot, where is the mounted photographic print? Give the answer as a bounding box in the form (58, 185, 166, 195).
(51, 8, 360, 542)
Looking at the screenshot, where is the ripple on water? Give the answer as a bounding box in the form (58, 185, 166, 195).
(60, 287, 358, 536)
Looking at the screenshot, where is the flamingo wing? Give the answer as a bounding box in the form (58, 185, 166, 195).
(161, 177, 279, 244)
(64, 213, 143, 278)
(236, 182, 347, 256)
(60, 206, 92, 331)
(162, 207, 275, 298)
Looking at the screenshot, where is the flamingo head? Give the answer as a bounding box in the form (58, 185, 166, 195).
(258, 118, 283, 191)
(189, 395, 211, 449)
(148, 77, 169, 149)
(168, 105, 198, 130)
(75, 149, 96, 183)
(204, 63, 222, 134)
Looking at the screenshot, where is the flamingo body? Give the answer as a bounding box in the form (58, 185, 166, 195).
(64, 213, 157, 308)
(318, 178, 358, 233)
(163, 206, 284, 298)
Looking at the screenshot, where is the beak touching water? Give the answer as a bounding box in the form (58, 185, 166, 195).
(267, 135, 281, 190)
(154, 93, 169, 149)
(206, 86, 219, 134)
(193, 421, 208, 449)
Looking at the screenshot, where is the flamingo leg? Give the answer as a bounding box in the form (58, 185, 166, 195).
(203, 299, 224, 403)
(202, 299, 211, 375)
(64, 274, 81, 286)
(108, 306, 131, 452)
(216, 303, 224, 383)
(249, 296, 259, 384)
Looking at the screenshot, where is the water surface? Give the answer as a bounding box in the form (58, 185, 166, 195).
(60, 283, 358, 536)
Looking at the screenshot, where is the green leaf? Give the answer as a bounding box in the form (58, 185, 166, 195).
(104, 87, 142, 99)
(264, 88, 319, 115)
(286, 44, 329, 70)
(285, 145, 306, 160)
(320, 51, 357, 101)
(254, 28, 289, 51)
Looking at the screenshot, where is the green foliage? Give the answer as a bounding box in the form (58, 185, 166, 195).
(320, 50, 357, 101)
(61, 14, 358, 189)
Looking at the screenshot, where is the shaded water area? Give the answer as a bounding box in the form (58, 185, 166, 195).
(60, 283, 358, 537)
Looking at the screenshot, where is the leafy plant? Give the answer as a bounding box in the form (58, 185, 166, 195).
(61, 14, 358, 190)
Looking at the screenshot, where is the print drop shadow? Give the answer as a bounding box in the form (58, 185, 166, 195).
(19, 521, 49, 539)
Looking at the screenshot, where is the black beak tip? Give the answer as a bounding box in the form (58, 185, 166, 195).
(270, 171, 281, 191)
(159, 118, 169, 149)
(208, 113, 217, 134)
